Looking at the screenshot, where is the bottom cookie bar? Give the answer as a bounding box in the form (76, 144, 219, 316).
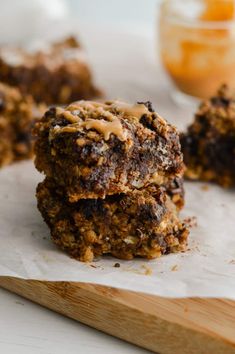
(36, 178, 189, 262)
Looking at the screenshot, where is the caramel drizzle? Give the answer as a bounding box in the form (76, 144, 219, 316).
(83, 117, 126, 141)
(111, 101, 149, 119)
(56, 100, 149, 141)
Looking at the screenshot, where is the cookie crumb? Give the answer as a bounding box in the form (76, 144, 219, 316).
(141, 264, 153, 276)
(171, 265, 179, 271)
(201, 184, 209, 191)
(184, 216, 197, 228)
(15, 301, 24, 306)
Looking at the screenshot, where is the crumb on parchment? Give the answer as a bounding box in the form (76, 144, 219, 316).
(184, 216, 197, 228)
(229, 259, 235, 264)
(171, 265, 179, 272)
(141, 264, 153, 276)
(201, 184, 209, 191)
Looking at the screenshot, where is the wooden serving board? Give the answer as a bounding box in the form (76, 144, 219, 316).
(0, 277, 234, 354)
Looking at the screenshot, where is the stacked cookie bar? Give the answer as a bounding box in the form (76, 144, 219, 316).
(34, 100, 189, 261)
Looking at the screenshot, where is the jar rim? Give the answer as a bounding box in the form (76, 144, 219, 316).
(160, 0, 235, 29)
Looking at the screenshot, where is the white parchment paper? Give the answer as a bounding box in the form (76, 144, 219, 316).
(0, 27, 235, 299)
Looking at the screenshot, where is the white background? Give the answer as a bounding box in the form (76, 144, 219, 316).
(0, 0, 160, 44)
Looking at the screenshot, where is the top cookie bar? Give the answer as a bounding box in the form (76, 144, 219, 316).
(0, 37, 100, 105)
(34, 100, 184, 201)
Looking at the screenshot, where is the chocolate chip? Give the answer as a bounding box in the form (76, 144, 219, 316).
(0, 93, 5, 112)
(211, 96, 230, 108)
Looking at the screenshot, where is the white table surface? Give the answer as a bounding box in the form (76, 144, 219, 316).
(0, 288, 150, 354)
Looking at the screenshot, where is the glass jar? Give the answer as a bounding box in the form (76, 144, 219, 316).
(159, 0, 235, 102)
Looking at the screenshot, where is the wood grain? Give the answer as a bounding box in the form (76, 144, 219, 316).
(0, 277, 234, 354)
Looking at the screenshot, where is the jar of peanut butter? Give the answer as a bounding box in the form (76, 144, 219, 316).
(159, 0, 235, 101)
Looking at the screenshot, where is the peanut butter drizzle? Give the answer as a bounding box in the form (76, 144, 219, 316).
(69, 100, 106, 111)
(56, 100, 150, 141)
(62, 110, 79, 123)
(84, 117, 126, 141)
(111, 101, 148, 120)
